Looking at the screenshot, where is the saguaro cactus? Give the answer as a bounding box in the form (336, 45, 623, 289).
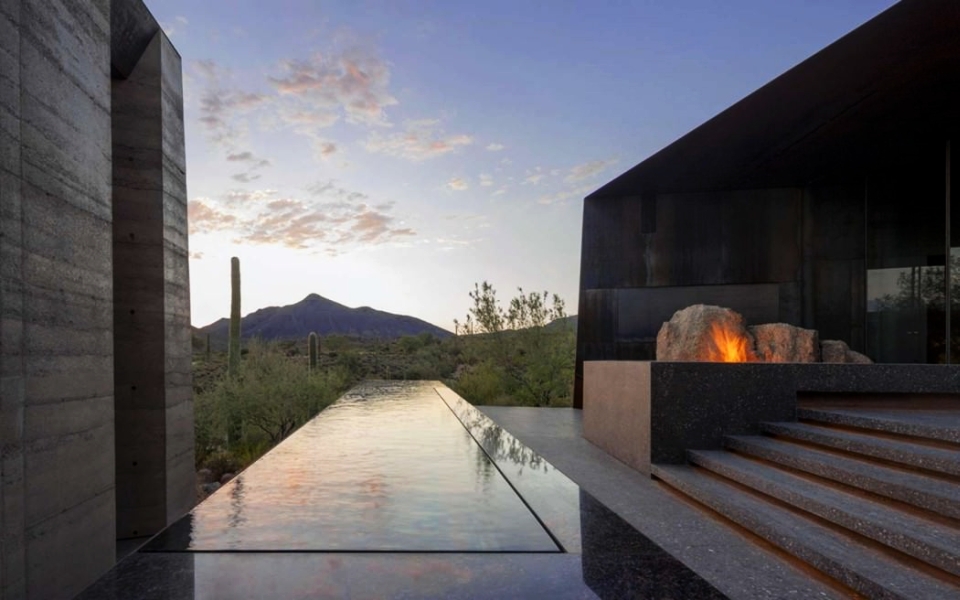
(308, 332, 319, 370)
(228, 257, 241, 378)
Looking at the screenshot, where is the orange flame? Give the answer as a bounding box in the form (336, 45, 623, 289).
(708, 323, 752, 362)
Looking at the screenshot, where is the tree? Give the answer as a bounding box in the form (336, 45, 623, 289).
(872, 256, 960, 362)
(453, 281, 574, 406)
(209, 340, 351, 449)
(873, 256, 960, 311)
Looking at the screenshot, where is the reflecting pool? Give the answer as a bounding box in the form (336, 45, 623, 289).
(81, 381, 727, 599)
(146, 381, 557, 552)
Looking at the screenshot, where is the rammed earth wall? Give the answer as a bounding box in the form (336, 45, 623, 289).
(0, 2, 192, 598)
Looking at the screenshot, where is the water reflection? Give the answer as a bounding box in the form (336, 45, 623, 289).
(436, 390, 549, 474)
(85, 382, 728, 599)
(434, 387, 581, 553)
(145, 381, 557, 552)
(466, 411, 549, 476)
(227, 476, 246, 534)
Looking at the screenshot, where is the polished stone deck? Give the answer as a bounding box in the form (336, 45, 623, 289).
(76, 382, 725, 599)
(478, 406, 846, 600)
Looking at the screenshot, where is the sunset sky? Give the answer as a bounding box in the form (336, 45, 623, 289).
(145, 0, 897, 330)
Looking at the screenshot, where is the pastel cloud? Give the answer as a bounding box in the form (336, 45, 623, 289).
(537, 183, 597, 206)
(223, 188, 279, 206)
(188, 198, 238, 234)
(435, 237, 482, 251)
(269, 45, 397, 128)
(351, 209, 415, 243)
(308, 179, 367, 203)
(192, 46, 395, 161)
(523, 167, 547, 185)
(446, 177, 468, 191)
(194, 61, 269, 146)
(365, 119, 473, 161)
(160, 16, 188, 38)
(226, 151, 271, 167)
(189, 182, 414, 251)
(317, 141, 338, 158)
(231, 172, 261, 183)
(485, 143, 505, 151)
(227, 150, 271, 182)
(565, 158, 618, 183)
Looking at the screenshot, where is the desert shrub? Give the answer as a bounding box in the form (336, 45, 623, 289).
(323, 334, 351, 352)
(202, 449, 241, 481)
(194, 339, 354, 471)
(194, 390, 223, 468)
(452, 361, 510, 405)
(450, 282, 575, 407)
(398, 339, 458, 380)
(334, 349, 365, 379)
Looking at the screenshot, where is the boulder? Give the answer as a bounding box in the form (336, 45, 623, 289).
(197, 468, 215, 484)
(821, 340, 873, 364)
(750, 323, 820, 363)
(657, 304, 757, 362)
(846, 349, 873, 364)
(219, 472, 235, 485)
(201, 482, 221, 495)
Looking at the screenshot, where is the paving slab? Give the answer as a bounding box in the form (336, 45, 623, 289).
(652, 464, 960, 600)
(763, 421, 960, 476)
(798, 408, 960, 443)
(725, 434, 960, 518)
(479, 406, 845, 600)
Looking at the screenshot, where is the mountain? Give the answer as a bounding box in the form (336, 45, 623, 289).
(546, 315, 578, 331)
(198, 293, 452, 345)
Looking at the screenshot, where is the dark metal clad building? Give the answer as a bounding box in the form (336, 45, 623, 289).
(574, 0, 960, 407)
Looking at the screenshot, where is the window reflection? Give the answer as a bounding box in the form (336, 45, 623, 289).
(867, 264, 946, 363)
(865, 144, 950, 364)
(952, 248, 960, 364)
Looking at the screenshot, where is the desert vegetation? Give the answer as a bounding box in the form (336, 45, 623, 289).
(192, 281, 575, 480)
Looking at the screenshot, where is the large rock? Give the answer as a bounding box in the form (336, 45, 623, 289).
(197, 468, 215, 484)
(750, 323, 820, 363)
(821, 340, 873, 364)
(657, 304, 757, 362)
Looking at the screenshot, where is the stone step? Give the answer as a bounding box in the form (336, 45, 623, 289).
(724, 435, 960, 520)
(652, 464, 960, 600)
(797, 408, 960, 444)
(686, 450, 960, 577)
(761, 421, 960, 477)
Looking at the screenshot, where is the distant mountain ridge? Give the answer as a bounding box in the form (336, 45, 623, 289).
(198, 293, 452, 345)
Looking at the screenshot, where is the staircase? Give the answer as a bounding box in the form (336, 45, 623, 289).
(652, 404, 960, 599)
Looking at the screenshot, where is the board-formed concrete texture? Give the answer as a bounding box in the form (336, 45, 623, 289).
(112, 26, 193, 541)
(0, 2, 191, 599)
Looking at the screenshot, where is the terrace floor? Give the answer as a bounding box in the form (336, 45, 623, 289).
(76, 381, 842, 599)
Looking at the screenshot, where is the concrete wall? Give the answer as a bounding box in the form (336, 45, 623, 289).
(583, 361, 960, 475)
(1, 2, 115, 598)
(1, 2, 192, 598)
(113, 29, 193, 541)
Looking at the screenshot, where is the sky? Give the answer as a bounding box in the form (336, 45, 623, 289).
(145, 0, 898, 331)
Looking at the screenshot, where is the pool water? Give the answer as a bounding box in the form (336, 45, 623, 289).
(148, 381, 557, 552)
(81, 381, 727, 599)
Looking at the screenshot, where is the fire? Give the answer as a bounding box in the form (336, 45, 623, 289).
(708, 323, 753, 362)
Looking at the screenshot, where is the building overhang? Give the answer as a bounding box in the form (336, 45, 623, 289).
(589, 0, 960, 199)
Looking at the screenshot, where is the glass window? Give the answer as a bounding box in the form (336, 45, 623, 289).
(866, 145, 947, 363)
